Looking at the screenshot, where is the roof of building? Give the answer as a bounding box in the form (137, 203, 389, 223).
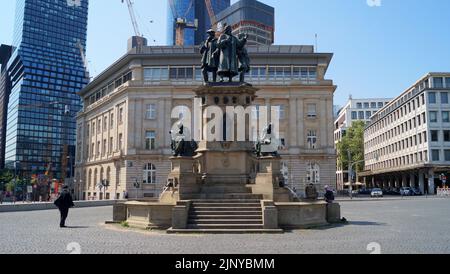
(80, 45, 333, 96)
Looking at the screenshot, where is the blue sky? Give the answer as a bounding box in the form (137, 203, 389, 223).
(1, 0, 450, 107)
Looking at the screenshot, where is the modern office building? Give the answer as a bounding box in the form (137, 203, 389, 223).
(4, 0, 89, 180)
(167, 0, 231, 46)
(75, 44, 337, 200)
(361, 73, 450, 195)
(334, 97, 392, 190)
(216, 0, 275, 46)
(0, 44, 13, 169)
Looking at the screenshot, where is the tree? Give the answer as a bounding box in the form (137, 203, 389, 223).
(0, 170, 14, 191)
(337, 120, 366, 174)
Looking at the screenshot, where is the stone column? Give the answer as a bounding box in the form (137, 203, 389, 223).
(418, 170, 425, 194)
(410, 173, 416, 189)
(428, 170, 435, 195)
(289, 98, 298, 147)
(402, 174, 407, 187)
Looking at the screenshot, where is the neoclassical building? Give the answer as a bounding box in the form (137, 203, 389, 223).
(74, 45, 337, 200)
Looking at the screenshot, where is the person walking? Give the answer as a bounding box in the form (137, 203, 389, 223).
(54, 185, 75, 228)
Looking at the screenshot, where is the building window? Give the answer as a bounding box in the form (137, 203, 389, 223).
(92, 122, 95, 135)
(119, 108, 124, 124)
(444, 131, 450, 142)
(109, 137, 114, 153)
(118, 134, 123, 150)
(307, 163, 320, 183)
(274, 105, 286, 120)
(433, 77, 444, 88)
(145, 131, 156, 150)
(428, 92, 437, 104)
(363, 103, 369, 109)
(358, 111, 364, 120)
(371, 102, 377, 108)
(144, 67, 169, 81)
(446, 78, 450, 88)
(97, 141, 100, 156)
(146, 104, 157, 120)
(102, 140, 107, 156)
(431, 130, 439, 142)
(429, 111, 438, 123)
(365, 111, 371, 119)
(143, 163, 156, 184)
(110, 113, 114, 128)
(432, 150, 440, 161)
(445, 150, 450, 162)
(103, 117, 108, 131)
(351, 111, 357, 120)
(356, 103, 362, 109)
(443, 111, 450, 123)
(378, 102, 384, 108)
(97, 119, 101, 132)
(307, 104, 317, 118)
(307, 130, 318, 149)
(441, 92, 449, 104)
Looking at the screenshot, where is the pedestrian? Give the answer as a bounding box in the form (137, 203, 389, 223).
(324, 185, 335, 203)
(0, 189, 3, 204)
(54, 185, 75, 228)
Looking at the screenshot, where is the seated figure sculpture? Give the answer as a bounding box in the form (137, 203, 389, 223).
(169, 122, 198, 157)
(255, 124, 280, 157)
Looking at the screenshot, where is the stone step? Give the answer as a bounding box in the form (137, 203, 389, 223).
(167, 228, 284, 234)
(189, 210, 263, 216)
(189, 215, 262, 220)
(191, 207, 262, 212)
(191, 203, 261, 207)
(189, 194, 264, 200)
(191, 199, 262, 203)
(189, 219, 263, 225)
(201, 186, 251, 193)
(187, 224, 265, 230)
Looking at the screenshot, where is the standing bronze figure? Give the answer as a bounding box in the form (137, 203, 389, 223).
(217, 25, 247, 82)
(200, 29, 219, 84)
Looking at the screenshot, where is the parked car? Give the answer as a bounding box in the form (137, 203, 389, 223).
(371, 188, 383, 198)
(358, 189, 372, 195)
(400, 187, 413, 196)
(411, 188, 423, 196)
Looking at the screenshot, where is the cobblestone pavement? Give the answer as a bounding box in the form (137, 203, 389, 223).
(0, 198, 449, 254)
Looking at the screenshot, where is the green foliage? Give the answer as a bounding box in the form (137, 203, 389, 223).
(337, 120, 366, 173)
(0, 170, 14, 191)
(121, 221, 129, 228)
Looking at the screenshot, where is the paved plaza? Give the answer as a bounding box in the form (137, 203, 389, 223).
(0, 197, 449, 254)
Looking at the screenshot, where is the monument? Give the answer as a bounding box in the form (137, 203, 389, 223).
(113, 28, 341, 233)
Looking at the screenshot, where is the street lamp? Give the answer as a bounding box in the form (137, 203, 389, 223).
(133, 178, 140, 200)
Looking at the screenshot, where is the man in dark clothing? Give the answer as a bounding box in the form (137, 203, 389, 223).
(54, 186, 75, 228)
(324, 185, 335, 203)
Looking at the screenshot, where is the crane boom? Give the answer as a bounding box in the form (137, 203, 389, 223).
(204, 0, 217, 29)
(122, 0, 142, 37)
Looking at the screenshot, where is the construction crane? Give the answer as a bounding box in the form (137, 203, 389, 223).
(204, 0, 218, 31)
(122, 0, 142, 37)
(168, 0, 198, 46)
(76, 40, 90, 79)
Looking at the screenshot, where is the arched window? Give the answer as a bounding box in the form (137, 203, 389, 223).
(307, 163, 320, 183)
(143, 163, 156, 184)
(100, 167, 104, 182)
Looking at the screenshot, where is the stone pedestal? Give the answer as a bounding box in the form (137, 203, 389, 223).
(167, 157, 200, 200)
(327, 203, 341, 223)
(252, 156, 291, 202)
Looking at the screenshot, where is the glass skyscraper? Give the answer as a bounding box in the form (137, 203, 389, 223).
(5, 0, 89, 180)
(167, 0, 230, 46)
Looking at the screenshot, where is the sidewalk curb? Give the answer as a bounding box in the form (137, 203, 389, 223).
(0, 200, 126, 213)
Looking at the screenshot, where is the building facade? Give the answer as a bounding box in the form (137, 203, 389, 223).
(0, 45, 13, 169)
(167, 0, 231, 46)
(361, 73, 450, 195)
(75, 45, 337, 200)
(334, 97, 391, 190)
(5, 0, 89, 180)
(216, 0, 275, 46)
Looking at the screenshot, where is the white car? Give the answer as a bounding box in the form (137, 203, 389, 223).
(371, 188, 383, 198)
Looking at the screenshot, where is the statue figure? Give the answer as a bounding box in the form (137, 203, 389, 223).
(169, 122, 198, 157)
(255, 124, 280, 157)
(237, 33, 250, 83)
(305, 183, 319, 200)
(200, 29, 219, 84)
(217, 25, 248, 83)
